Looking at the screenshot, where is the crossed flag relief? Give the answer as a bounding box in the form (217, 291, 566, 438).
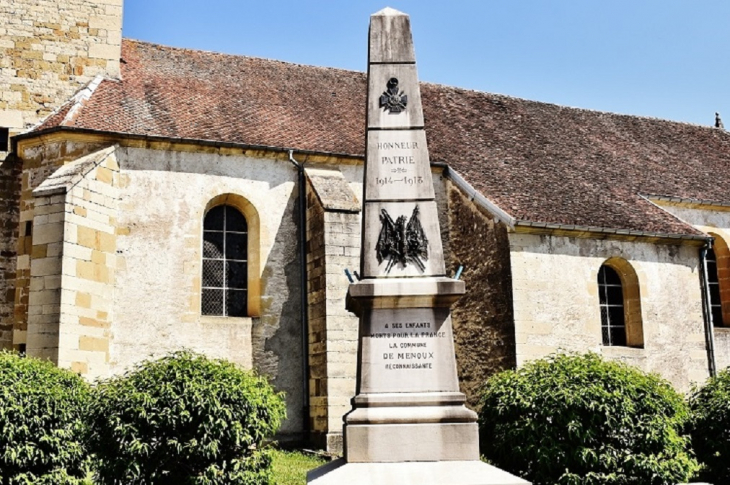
(375, 205, 429, 273)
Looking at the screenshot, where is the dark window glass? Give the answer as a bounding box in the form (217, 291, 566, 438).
(607, 285, 623, 303)
(227, 289, 248, 317)
(204, 206, 225, 230)
(225, 207, 247, 232)
(598, 265, 626, 346)
(227, 261, 247, 289)
(610, 326, 627, 346)
(712, 307, 724, 327)
(202, 205, 248, 316)
(706, 248, 724, 326)
(710, 283, 721, 304)
(226, 233, 247, 260)
(0, 128, 8, 152)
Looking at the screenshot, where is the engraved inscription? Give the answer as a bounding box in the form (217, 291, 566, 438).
(370, 320, 447, 370)
(365, 130, 435, 201)
(377, 139, 421, 181)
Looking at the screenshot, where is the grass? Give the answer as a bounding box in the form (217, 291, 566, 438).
(271, 448, 328, 485)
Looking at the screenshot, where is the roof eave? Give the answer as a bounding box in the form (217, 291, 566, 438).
(13, 126, 364, 162)
(512, 220, 708, 245)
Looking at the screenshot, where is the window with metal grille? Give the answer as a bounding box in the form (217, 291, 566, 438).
(706, 247, 724, 327)
(598, 265, 627, 346)
(202, 205, 248, 317)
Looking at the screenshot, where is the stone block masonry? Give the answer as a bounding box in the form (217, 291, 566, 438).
(444, 180, 517, 409)
(13, 137, 113, 351)
(24, 146, 119, 376)
(0, 0, 123, 130)
(0, 154, 20, 350)
(305, 167, 361, 453)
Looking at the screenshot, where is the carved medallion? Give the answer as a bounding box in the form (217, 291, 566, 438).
(375, 205, 428, 273)
(379, 77, 408, 114)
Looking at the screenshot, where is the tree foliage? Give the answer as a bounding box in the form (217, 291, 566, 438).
(688, 367, 730, 483)
(0, 350, 90, 485)
(478, 352, 698, 485)
(86, 351, 286, 485)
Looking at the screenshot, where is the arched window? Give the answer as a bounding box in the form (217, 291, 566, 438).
(597, 259, 644, 347)
(707, 233, 730, 327)
(598, 265, 626, 346)
(202, 205, 248, 317)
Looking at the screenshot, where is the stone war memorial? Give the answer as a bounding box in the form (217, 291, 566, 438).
(307, 8, 529, 485)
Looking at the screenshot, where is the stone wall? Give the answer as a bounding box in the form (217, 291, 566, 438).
(0, 154, 20, 350)
(0, 0, 122, 130)
(509, 232, 709, 391)
(112, 146, 304, 437)
(305, 167, 361, 453)
(25, 146, 118, 376)
(13, 136, 111, 350)
(442, 180, 516, 409)
(57, 148, 119, 378)
(651, 201, 730, 371)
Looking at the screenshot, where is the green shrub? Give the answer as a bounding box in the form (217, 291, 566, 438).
(0, 350, 90, 485)
(688, 367, 730, 483)
(87, 350, 286, 485)
(477, 352, 698, 485)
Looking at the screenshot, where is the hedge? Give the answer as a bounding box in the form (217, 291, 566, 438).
(478, 352, 699, 485)
(86, 351, 286, 485)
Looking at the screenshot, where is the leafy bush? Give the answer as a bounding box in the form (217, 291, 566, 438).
(0, 350, 90, 484)
(87, 350, 286, 485)
(477, 352, 698, 485)
(688, 367, 730, 483)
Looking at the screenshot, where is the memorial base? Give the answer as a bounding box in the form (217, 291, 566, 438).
(343, 391, 479, 462)
(345, 422, 478, 462)
(307, 459, 530, 485)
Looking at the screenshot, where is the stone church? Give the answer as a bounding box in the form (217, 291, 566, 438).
(2, 0, 729, 451)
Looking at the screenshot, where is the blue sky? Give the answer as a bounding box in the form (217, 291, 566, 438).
(123, 1, 730, 127)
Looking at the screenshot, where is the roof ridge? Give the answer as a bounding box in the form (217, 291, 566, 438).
(121, 39, 727, 131)
(27, 75, 107, 133)
(60, 75, 106, 126)
(122, 38, 366, 75)
(420, 80, 730, 132)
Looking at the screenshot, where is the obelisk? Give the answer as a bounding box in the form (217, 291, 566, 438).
(308, 8, 529, 484)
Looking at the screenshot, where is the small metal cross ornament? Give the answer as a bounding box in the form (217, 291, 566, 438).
(379, 77, 408, 114)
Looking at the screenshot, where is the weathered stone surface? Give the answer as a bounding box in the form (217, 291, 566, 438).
(345, 422, 479, 462)
(0, 153, 20, 350)
(305, 169, 361, 452)
(364, 130, 433, 201)
(0, 0, 122, 128)
(509, 231, 708, 391)
(367, 64, 424, 129)
(444, 181, 517, 408)
(305, 167, 360, 213)
(368, 8, 416, 64)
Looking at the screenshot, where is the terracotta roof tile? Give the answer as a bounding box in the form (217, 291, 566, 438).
(32, 39, 730, 237)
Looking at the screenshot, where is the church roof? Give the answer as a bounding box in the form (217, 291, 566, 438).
(31, 39, 730, 239)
